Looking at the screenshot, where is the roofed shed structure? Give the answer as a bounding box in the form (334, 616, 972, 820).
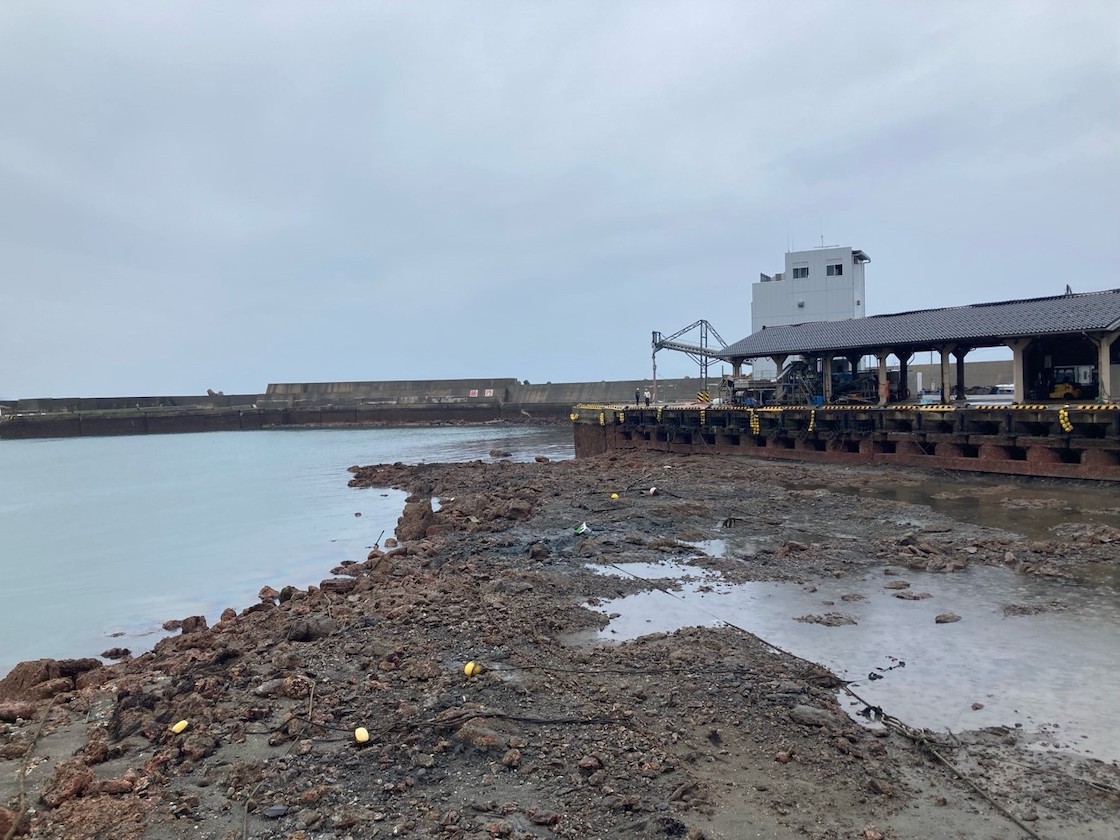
(721, 289, 1120, 404)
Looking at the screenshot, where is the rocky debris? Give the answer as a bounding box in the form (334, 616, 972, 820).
(3, 451, 1119, 840)
(793, 612, 857, 626)
(40, 758, 94, 808)
(0, 658, 101, 701)
(935, 613, 962, 624)
(789, 704, 838, 729)
(285, 615, 338, 642)
(894, 591, 933, 600)
(1002, 601, 1068, 616)
(488, 448, 512, 458)
(100, 647, 131, 660)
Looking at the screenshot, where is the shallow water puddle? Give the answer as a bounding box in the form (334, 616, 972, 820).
(808, 478, 1120, 541)
(586, 560, 1120, 764)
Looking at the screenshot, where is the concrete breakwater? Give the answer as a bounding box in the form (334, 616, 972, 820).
(0, 377, 704, 440)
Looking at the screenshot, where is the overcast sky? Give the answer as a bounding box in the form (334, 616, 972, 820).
(1, 2, 1117, 398)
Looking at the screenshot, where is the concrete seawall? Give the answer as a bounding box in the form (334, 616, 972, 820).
(0, 377, 712, 440)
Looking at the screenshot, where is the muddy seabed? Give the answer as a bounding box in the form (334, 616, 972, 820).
(2, 451, 1118, 840)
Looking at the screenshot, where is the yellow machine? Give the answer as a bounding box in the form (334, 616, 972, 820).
(1049, 381, 1081, 399)
(1048, 365, 1093, 400)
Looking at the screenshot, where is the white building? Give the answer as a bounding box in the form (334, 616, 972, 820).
(750, 246, 870, 379)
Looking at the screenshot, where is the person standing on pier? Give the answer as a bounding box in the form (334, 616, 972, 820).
(644, 388, 651, 407)
(635, 387, 641, 405)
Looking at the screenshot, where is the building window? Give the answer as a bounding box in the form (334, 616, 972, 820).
(792, 266, 809, 279)
(826, 263, 843, 276)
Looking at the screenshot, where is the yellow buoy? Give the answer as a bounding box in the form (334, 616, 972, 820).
(354, 726, 370, 743)
(464, 660, 481, 678)
(171, 719, 189, 734)
(610, 493, 619, 500)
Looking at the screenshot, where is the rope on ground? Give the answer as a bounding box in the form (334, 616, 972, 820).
(3, 697, 55, 840)
(284, 708, 631, 738)
(597, 558, 1048, 840)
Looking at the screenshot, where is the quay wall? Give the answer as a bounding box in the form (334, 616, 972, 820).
(573, 404, 1120, 482)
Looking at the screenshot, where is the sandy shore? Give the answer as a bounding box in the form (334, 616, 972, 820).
(2, 450, 1119, 839)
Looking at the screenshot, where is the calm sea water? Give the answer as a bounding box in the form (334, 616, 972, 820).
(0, 425, 573, 676)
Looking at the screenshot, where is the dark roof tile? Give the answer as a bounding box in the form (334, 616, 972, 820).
(723, 289, 1120, 358)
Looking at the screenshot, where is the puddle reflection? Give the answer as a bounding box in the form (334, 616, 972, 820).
(587, 562, 1120, 763)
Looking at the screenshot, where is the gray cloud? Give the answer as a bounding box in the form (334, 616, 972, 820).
(1, 1, 1117, 396)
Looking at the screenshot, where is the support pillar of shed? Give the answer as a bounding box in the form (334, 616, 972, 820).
(939, 345, 954, 405)
(953, 347, 970, 404)
(877, 352, 890, 406)
(1006, 338, 1031, 404)
(1096, 330, 1120, 403)
(822, 354, 834, 404)
(896, 351, 913, 401)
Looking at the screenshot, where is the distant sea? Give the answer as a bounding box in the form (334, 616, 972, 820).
(0, 425, 574, 677)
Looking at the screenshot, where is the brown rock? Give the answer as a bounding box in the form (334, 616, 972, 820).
(0, 658, 99, 701)
(397, 500, 440, 541)
(41, 759, 94, 808)
(91, 777, 135, 795)
(101, 647, 131, 660)
(789, 705, 834, 728)
(454, 720, 503, 751)
(868, 778, 895, 796)
(501, 499, 533, 520)
(0, 701, 37, 722)
(578, 754, 602, 771)
(181, 615, 208, 634)
(181, 732, 219, 760)
(286, 616, 338, 642)
(319, 577, 357, 595)
(935, 613, 962, 624)
(29, 677, 74, 700)
(883, 580, 910, 590)
(502, 748, 521, 768)
(0, 805, 28, 836)
(526, 808, 561, 826)
(258, 585, 281, 602)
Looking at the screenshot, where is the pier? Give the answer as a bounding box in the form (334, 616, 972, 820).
(572, 402, 1120, 481)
